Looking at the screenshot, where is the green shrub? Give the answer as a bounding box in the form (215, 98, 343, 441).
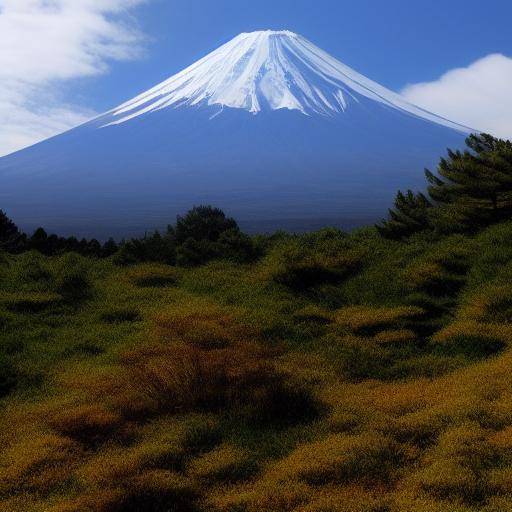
(127, 265, 178, 288)
(263, 230, 362, 290)
(10, 251, 51, 288)
(175, 205, 238, 244)
(217, 228, 259, 263)
(176, 238, 219, 267)
(3, 292, 62, 313)
(53, 254, 92, 301)
(114, 231, 176, 266)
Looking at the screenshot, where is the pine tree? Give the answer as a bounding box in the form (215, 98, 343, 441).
(426, 133, 512, 230)
(378, 134, 512, 238)
(0, 210, 26, 253)
(102, 238, 118, 257)
(377, 190, 432, 239)
(30, 228, 50, 254)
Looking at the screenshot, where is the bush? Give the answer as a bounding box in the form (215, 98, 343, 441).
(263, 230, 362, 290)
(114, 231, 176, 266)
(49, 404, 122, 446)
(3, 292, 62, 313)
(126, 265, 178, 288)
(54, 254, 92, 301)
(175, 206, 238, 244)
(268, 432, 402, 486)
(120, 305, 318, 424)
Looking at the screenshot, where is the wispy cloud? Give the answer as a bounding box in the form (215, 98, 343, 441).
(402, 54, 512, 140)
(0, 0, 147, 157)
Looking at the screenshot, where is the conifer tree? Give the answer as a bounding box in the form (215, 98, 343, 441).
(379, 134, 512, 238)
(0, 210, 26, 253)
(377, 191, 432, 239)
(426, 133, 512, 230)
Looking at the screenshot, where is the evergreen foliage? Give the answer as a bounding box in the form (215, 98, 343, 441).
(377, 191, 432, 240)
(379, 133, 512, 239)
(116, 206, 258, 267)
(175, 205, 238, 244)
(0, 210, 26, 253)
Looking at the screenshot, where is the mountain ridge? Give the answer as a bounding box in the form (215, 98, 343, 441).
(104, 30, 472, 131)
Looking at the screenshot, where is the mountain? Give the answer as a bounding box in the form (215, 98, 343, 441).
(0, 30, 472, 238)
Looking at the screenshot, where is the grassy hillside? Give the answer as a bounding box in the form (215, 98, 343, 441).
(2, 220, 512, 511)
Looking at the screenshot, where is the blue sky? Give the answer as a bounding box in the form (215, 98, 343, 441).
(1, 0, 511, 156)
(90, 0, 512, 110)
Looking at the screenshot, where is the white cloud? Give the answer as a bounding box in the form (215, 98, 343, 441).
(0, 0, 147, 156)
(402, 54, 512, 140)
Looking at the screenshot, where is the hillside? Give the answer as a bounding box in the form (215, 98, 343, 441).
(2, 217, 512, 511)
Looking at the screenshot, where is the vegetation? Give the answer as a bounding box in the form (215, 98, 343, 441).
(2, 134, 512, 510)
(379, 133, 512, 239)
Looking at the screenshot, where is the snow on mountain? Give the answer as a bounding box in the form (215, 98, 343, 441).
(107, 30, 469, 131)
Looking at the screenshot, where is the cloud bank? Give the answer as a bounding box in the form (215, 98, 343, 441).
(0, 0, 147, 156)
(402, 54, 512, 140)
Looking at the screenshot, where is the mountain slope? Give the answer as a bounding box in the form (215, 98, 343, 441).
(0, 30, 472, 238)
(106, 30, 467, 128)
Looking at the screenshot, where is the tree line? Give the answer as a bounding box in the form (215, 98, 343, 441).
(0, 206, 260, 267)
(2, 133, 511, 263)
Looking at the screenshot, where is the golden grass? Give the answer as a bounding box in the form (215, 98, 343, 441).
(0, 291, 62, 313)
(267, 431, 401, 485)
(187, 444, 253, 482)
(373, 328, 417, 345)
(295, 486, 386, 512)
(4, 242, 512, 511)
(333, 305, 424, 335)
(461, 284, 512, 323)
(0, 431, 81, 496)
(152, 300, 256, 349)
(49, 404, 122, 445)
(125, 263, 179, 288)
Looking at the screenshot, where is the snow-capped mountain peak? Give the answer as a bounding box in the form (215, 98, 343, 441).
(107, 30, 469, 131)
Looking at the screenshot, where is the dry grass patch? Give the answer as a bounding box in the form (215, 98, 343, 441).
(373, 329, 418, 346)
(0, 432, 82, 496)
(1, 291, 62, 313)
(187, 444, 255, 483)
(267, 431, 402, 486)
(334, 305, 424, 336)
(461, 285, 512, 323)
(49, 404, 122, 446)
(152, 301, 256, 350)
(432, 321, 508, 358)
(295, 486, 387, 512)
(403, 261, 461, 296)
(126, 264, 179, 288)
